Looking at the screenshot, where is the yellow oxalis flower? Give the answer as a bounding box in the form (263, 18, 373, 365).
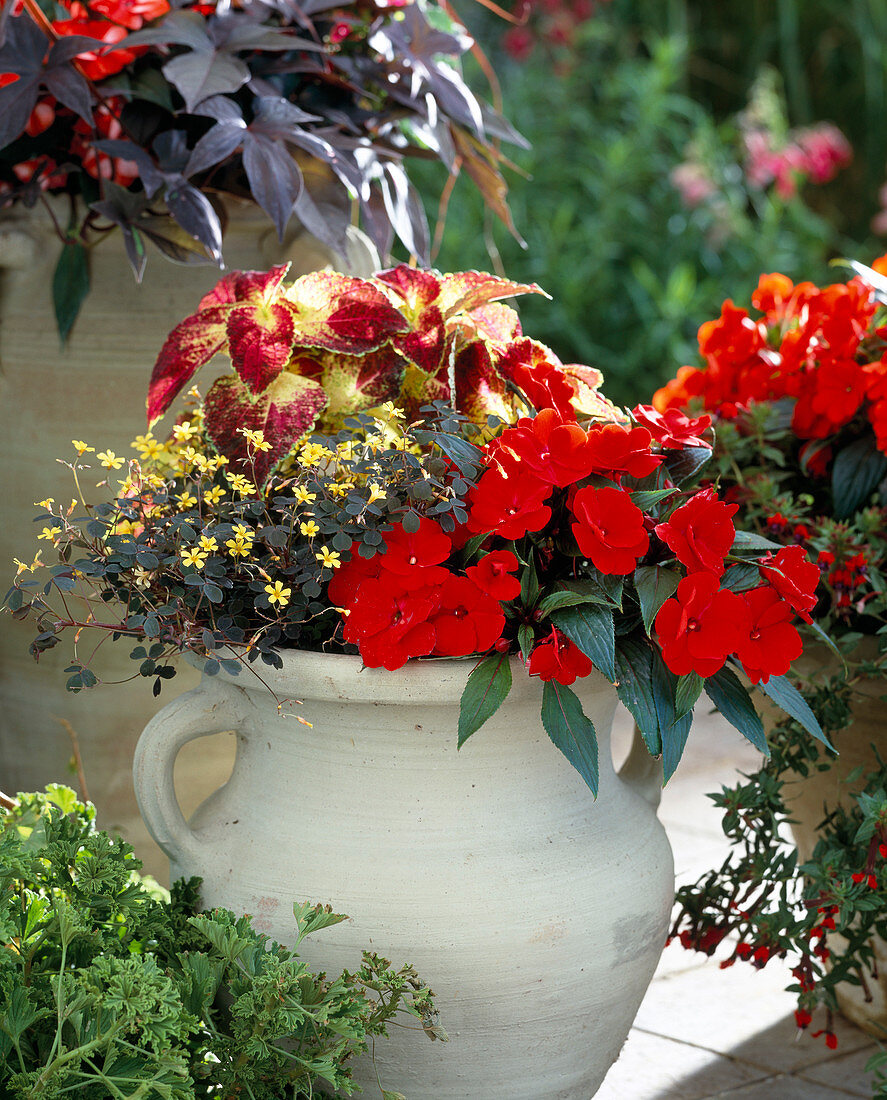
(132, 566, 153, 588)
(293, 486, 316, 504)
(198, 535, 219, 553)
(14, 552, 43, 575)
(204, 485, 226, 504)
(131, 432, 155, 453)
(238, 428, 272, 452)
(380, 401, 406, 420)
(34, 498, 54, 510)
(299, 520, 319, 537)
(38, 526, 61, 541)
(265, 580, 292, 607)
(367, 483, 387, 504)
(172, 422, 197, 443)
(97, 451, 125, 470)
(178, 492, 198, 510)
(315, 545, 341, 569)
(298, 442, 334, 468)
(180, 547, 208, 569)
(72, 440, 94, 455)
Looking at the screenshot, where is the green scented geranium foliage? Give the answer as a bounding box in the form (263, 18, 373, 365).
(0, 786, 439, 1099)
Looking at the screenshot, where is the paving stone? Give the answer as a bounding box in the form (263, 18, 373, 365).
(797, 1042, 880, 1097)
(708, 1073, 868, 1098)
(595, 1028, 769, 1100)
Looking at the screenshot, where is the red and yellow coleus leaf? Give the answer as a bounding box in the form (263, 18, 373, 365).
(227, 301, 296, 395)
(148, 264, 294, 425)
(291, 346, 407, 431)
(285, 272, 410, 353)
(560, 363, 622, 422)
(203, 371, 328, 486)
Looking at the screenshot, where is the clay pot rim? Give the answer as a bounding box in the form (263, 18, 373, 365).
(187, 647, 614, 706)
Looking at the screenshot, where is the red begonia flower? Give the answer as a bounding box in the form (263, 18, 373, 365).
(493, 408, 596, 487)
(584, 423, 662, 481)
(570, 486, 649, 575)
(631, 404, 712, 449)
(655, 572, 748, 678)
(51, 17, 137, 80)
(429, 575, 505, 656)
(654, 487, 738, 576)
(466, 466, 552, 540)
(527, 629, 593, 685)
(89, 0, 170, 28)
(759, 544, 820, 622)
(466, 549, 521, 601)
(734, 586, 803, 684)
(342, 578, 438, 670)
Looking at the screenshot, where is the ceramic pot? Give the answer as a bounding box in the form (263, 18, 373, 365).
(762, 641, 887, 1037)
(0, 207, 376, 879)
(133, 650, 674, 1099)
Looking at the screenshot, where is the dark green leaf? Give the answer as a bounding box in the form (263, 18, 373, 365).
(831, 434, 887, 519)
(630, 488, 676, 511)
(536, 589, 600, 615)
(518, 624, 534, 662)
(651, 652, 692, 782)
(663, 445, 711, 488)
(704, 666, 768, 753)
(552, 603, 616, 681)
(633, 565, 680, 634)
(52, 238, 89, 343)
(675, 672, 703, 719)
(731, 530, 782, 552)
(541, 680, 598, 796)
(520, 554, 540, 609)
(720, 563, 762, 592)
(457, 654, 512, 748)
(757, 673, 833, 751)
(614, 638, 661, 755)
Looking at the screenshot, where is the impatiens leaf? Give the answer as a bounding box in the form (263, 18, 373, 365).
(831, 433, 887, 519)
(704, 666, 768, 754)
(675, 672, 704, 719)
(457, 653, 512, 748)
(551, 603, 616, 683)
(541, 680, 599, 796)
(614, 637, 661, 756)
(203, 372, 327, 484)
(226, 300, 296, 394)
(651, 652, 692, 782)
(634, 565, 681, 634)
(663, 444, 712, 488)
(756, 672, 833, 751)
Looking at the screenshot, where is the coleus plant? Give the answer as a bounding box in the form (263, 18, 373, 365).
(0, 0, 523, 337)
(146, 263, 611, 485)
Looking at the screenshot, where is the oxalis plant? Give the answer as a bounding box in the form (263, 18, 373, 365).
(5, 265, 834, 794)
(0, 785, 441, 1099)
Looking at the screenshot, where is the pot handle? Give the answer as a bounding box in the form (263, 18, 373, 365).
(617, 722, 663, 809)
(133, 678, 252, 866)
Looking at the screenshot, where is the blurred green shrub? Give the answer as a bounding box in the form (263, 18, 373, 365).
(413, 5, 855, 406)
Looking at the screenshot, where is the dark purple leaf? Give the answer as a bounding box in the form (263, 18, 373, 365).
(250, 95, 320, 137)
(43, 66, 93, 125)
(46, 35, 107, 67)
(191, 94, 244, 122)
(292, 180, 350, 254)
(123, 10, 212, 50)
(360, 183, 395, 260)
(164, 183, 223, 259)
(136, 213, 219, 264)
(0, 79, 40, 150)
(185, 120, 246, 177)
(94, 138, 167, 196)
(0, 12, 51, 74)
(152, 129, 191, 171)
(422, 61, 485, 136)
(163, 50, 250, 111)
(380, 161, 429, 262)
(242, 132, 302, 239)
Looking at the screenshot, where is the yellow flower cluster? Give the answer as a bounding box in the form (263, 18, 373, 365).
(226, 524, 254, 558)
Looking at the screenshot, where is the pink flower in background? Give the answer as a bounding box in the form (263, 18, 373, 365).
(671, 163, 718, 209)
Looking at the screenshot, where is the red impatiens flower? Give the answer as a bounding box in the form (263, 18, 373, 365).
(342, 577, 438, 670)
(570, 486, 649, 575)
(466, 466, 552, 540)
(89, 0, 170, 28)
(631, 404, 713, 449)
(527, 629, 593, 685)
(428, 575, 505, 656)
(759, 544, 820, 622)
(655, 572, 748, 678)
(466, 549, 521, 601)
(584, 423, 662, 481)
(734, 586, 803, 684)
(493, 408, 596, 487)
(374, 517, 451, 588)
(496, 338, 578, 421)
(654, 487, 738, 576)
(51, 11, 138, 81)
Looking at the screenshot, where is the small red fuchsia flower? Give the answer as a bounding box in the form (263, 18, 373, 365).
(428, 575, 505, 656)
(654, 487, 738, 577)
(655, 572, 748, 678)
(570, 485, 649, 575)
(811, 1030, 839, 1050)
(759, 544, 819, 622)
(794, 1008, 813, 1029)
(631, 404, 713, 450)
(527, 628, 593, 685)
(466, 466, 552, 541)
(583, 423, 662, 482)
(466, 549, 521, 601)
(733, 585, 803, 685)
